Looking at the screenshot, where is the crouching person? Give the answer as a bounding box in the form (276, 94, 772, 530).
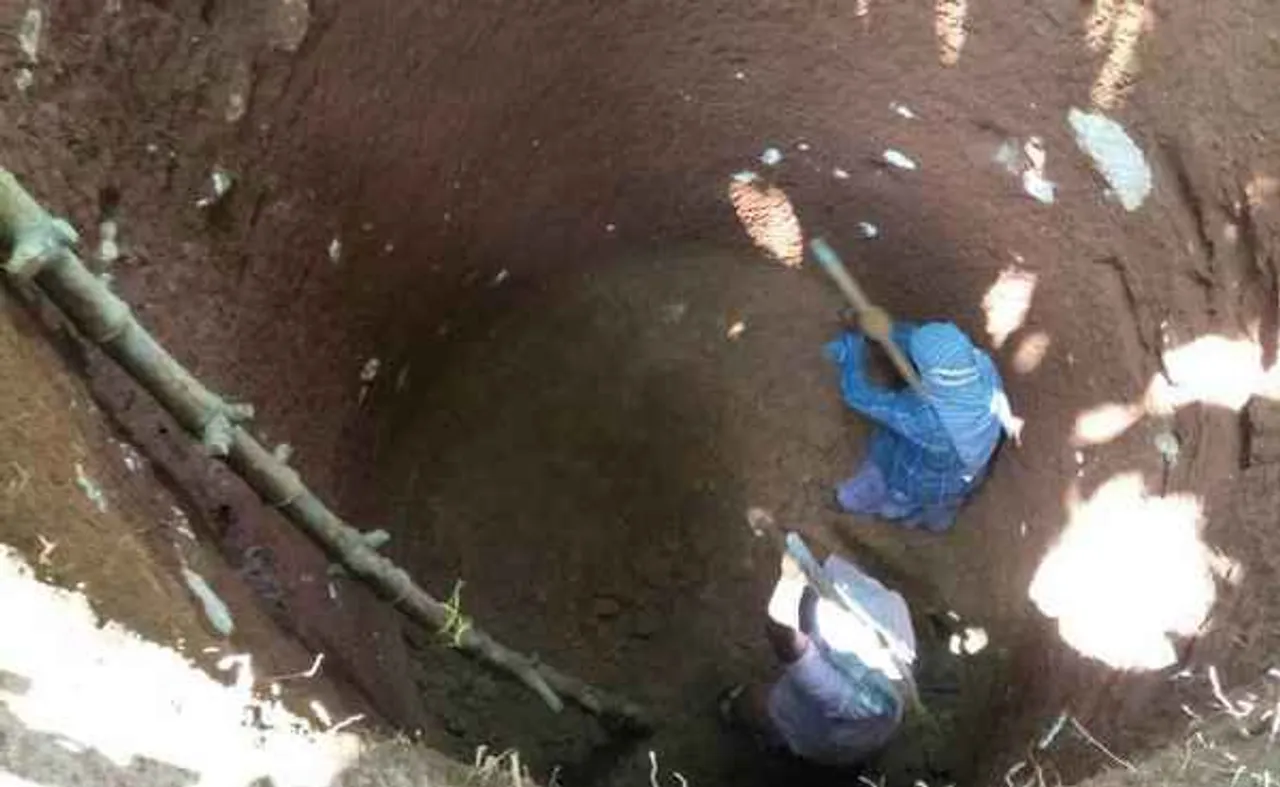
(722, 547, 918, 767)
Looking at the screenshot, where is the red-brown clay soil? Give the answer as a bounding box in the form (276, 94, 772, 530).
(3, 0, 1280, 785)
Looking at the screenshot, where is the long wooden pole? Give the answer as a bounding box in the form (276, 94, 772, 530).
(809, 237, 923, 392)
(0, 169, 651, 735)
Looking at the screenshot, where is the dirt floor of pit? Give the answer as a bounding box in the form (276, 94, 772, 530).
(366, 248, 1015, 786)
(5, 0, 1280, 786)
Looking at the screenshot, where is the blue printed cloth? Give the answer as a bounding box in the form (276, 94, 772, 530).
(826, 322, 1006, 531)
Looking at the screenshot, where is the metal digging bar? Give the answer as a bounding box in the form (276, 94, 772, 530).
(0, 169, 651, 735)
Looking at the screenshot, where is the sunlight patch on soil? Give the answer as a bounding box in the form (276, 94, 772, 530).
(1085, 0, 1149, 110)
(1070, 402, 1145, 447)
(1246, 173, 1280, 209)
(727, 172, 805, 267)
(1072, 332, 1280, 447)
(1011, 331, 1051, 374)
(1029, 474, 1218, 671)
(0, 545, 360, 786)
(1148, 334, 1280, 414)
(981, 266, 1038, 350)
(934, 0, 968, 67)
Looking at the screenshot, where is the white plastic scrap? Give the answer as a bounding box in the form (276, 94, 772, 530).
(745, 507, 774, 538)
(18, 6, 41, 59)
(883, 149, 918, 171)
(948, 625, 989, 656)
(994, 140, 1020, 173)
(732, 170, 759, 184)
(358, 357, 380, 404)
(1023, 170, 1056, 205)
(994, 137, 1056, 205)
(327, 237, 342, 264)
(726, 321, 746, 340)
(181, 566, 235, 637)
(74, 462, 108, 513)
(98, 220, 120, 265)
(760, 147, 783, 166)
(1021, 137, 1056, 205)
(890, 102, 918, 120)
(857, 221, 880, 239)
(832, 167, 850, 180)
(1067, 108, 1152, 211)
(196, 168, 234, 208)
(1154, 430, 1180, 465)
(15, 6, 41, 91)
(114, 440, 144, 472)
(168, 506, 197, 541)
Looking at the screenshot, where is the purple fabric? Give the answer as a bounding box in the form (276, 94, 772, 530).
(765, 556, 916, 766)
(836, 459, 960, 532)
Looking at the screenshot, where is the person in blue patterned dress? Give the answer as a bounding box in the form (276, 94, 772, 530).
(826, 321, 1021, 532)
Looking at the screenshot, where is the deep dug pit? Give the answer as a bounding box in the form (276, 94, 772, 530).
(4, 0, 1280, 786)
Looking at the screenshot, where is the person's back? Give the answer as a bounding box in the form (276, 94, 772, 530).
(827, 321, 1015, 531)
(765, 554, 917, 766)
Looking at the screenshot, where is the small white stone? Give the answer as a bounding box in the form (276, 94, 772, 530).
(74, 462, 108, 513)
(760, 147, 783, 166)
(492, 268, 510, 286)
(196, 168, 234, 208)
(328, 237, 342, 264)
(883, 149, 918, 170)
(890, 102, 918, 119)
(115, 440, 143, 472)
(211, 169, 233, 198)
(98, 220, 120, 264)
(948, 626, 989, 655)
(14, 68, 34, 93)
(605, 223, 617, 233)
(734, 70, 746, 80)
(857, 221, 880, 239)
(796, 141, 811, 152)
(1022, 170, 1056, 204)
(18, 7, 42, 62)
(1154, 431, 1180, 465)
(832, 167, 850, 180)
(726, 321, 746, 340)
(1067, 108, 1153, 211)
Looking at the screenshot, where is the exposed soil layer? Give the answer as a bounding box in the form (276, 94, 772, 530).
(3, 0, 1280, 785)
(0, 286, 363, 729)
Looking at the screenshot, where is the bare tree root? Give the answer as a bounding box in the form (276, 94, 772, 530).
(0, 169, 652, 736)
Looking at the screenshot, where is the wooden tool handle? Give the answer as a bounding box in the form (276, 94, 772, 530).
(810, 237, 922, 391)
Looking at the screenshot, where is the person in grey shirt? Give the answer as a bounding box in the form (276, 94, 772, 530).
(722, 549, 918, 767)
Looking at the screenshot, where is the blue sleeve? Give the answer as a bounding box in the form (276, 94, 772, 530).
(826, 332, 944, 444)
(891, 321, 920, 356)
